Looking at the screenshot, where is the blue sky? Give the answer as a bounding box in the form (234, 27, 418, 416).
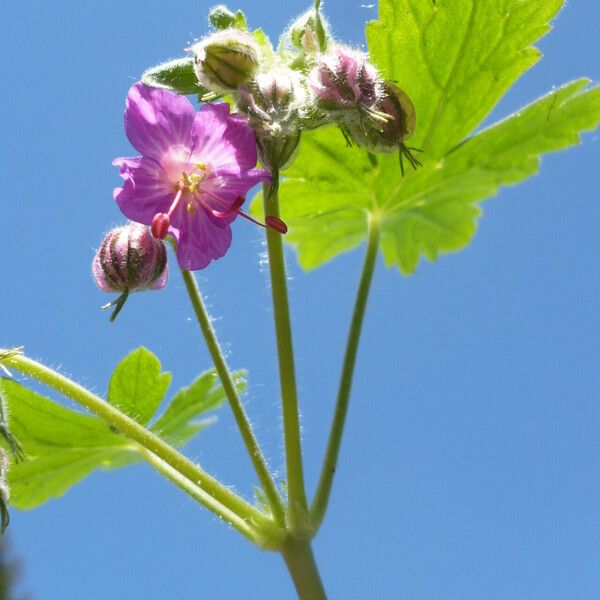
(1, 1, 599, 598)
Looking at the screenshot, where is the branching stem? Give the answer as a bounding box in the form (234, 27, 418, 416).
(311, 214, 381, 530)
(1, 352, 280, 541)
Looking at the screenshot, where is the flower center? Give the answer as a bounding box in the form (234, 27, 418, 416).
(180, 162, 208, 194)
(150, 162, 287, 240)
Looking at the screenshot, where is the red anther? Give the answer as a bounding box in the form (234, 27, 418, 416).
(151, 213, 170, 239)
(265, 216, 288, 234)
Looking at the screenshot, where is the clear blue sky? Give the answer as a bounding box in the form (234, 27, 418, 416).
(1, 1, 599, 598)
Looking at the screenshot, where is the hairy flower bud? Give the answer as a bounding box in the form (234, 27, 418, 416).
(346, 82, 421, 174)
(289, 7, 330, 54)
(190, 29, 259, 94)
(237, 68, 306, 169)
(92, 224, 168, 321)
(349, 82, 416, 152)
(308, 46, 381, 114)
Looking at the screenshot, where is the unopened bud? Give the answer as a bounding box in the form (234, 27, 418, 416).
(349, 82, 416, 153)
(289, 8, 330, 54)
(309, 46, 381, 114)
(237, 68, 306, 169)
(346, 82, 421, 174)
(190, 29, 259, 94)
(92, 224, 168, 321)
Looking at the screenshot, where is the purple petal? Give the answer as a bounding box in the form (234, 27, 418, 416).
(211, 168, 271, 199)
(124, 83, 196, 159)
(190, 103, 259, 173)
(113, 156, 174, 224)
(172, 206, 233, 271)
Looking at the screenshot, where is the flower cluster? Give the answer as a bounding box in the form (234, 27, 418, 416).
(186, 3, 419, 171)
(95, 2, 419, 315)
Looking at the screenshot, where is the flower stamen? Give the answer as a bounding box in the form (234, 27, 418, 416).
(151, 185, 185, 239)
(202, 190, 288, 234)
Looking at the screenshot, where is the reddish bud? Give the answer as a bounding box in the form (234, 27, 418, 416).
(93, 224, 168, 294)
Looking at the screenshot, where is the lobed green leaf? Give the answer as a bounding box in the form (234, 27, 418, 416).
(366, 0, 563, 156)
(0, 380, 135, 509)
(0, 348, 238, 508)
(108, 347, 171, 425)
(254, 0, 600, 274)
(151, 370, 245, 446)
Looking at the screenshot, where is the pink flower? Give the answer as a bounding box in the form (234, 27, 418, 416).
(113, 83, 278, 271)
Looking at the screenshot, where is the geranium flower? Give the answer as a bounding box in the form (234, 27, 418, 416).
(113, 83, 284, 271)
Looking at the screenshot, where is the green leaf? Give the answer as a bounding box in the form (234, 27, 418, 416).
(107, 347, 171, 425)
(0, 352, 236, 509)
(141, 58, 209, 96)
(366, 0, 563, 156)
(0, 379, 136, 509)
(151, 370, 245, 446)
(379, 79, 600, 272)
(252, 0, 600, 274)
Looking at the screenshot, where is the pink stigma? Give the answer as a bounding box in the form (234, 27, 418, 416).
(151, 213, 170, 239)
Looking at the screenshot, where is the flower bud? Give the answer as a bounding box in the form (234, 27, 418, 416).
(348, 82, 416, 153)
(237, 68, 306, 169)
(289, 7, 330, 54)
(308, 46, 381, 114)
(190, 29, 260, 94)
(92, 224, 168, 321)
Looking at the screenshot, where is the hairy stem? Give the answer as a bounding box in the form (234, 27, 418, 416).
(262, 182, 309, 534)
(311, 215, 381, 530)
(1, 352, 276, 535)
(141, 449, 260, 543)
(281, 538, 327, 600)
(180, 268, 286, 526)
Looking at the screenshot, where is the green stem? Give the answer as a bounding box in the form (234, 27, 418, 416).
(281, 538, 327, 600)
(180, 268, 286, 526)
(2, 353, 274, 534)
(263, 182, 309, 534)
(311, 215, 381, 530)
(141, 449, 260, 544)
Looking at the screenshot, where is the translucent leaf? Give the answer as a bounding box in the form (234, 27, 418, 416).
(379, 79, 600, 272)
(151, 370, 245, 446)
(366, 0, 563, 156)
(0, 380, 136, 509)
(0, 351, 236, 508)
(108, 347, 171, 425)
(252, 0, 600, 273)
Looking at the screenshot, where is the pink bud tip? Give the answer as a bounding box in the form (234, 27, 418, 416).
(265, 216, 288, 234)
(151, 213, 170, 239)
